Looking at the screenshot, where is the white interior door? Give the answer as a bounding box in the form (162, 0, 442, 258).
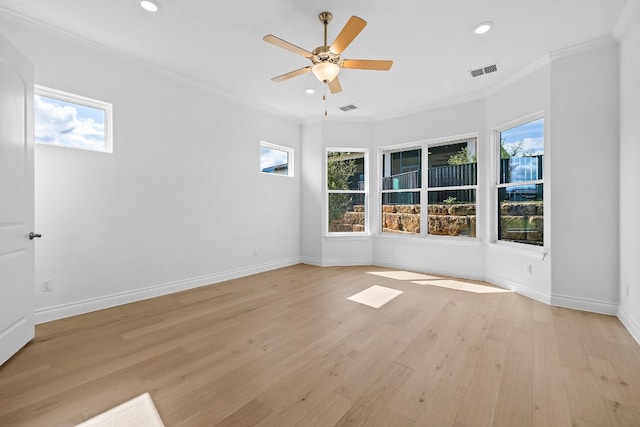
(0, 32, 35, 366)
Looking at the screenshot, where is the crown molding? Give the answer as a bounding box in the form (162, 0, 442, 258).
(483, 55, 550, 97)
(549, 35, 618, 62)
(0, 6, 302, 125)
(613, 0, 640, 39)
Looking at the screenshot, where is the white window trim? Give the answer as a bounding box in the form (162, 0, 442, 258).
(35, 85, 113, 153)
(325, 148, 369, 236)
(260, 141, 294, 177)
(493, 111, 545, 248)
(379, 133, 479, 240)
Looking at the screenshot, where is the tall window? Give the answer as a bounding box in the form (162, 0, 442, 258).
(34, 86, 112, 153)
(327, 150, 366, 234)
(497, 117, 544, 246)
(427, 140, 477, 237)
(380, 138, 477, 237)
(381, 148, 421, 234)
(260, 141, 293, 176)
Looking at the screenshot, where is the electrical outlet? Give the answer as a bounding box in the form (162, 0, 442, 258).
(43, 279, 53, 292)
(627, 284, 630, 296)
(253, 249, 258, 257)
(525, 264, 532, 274)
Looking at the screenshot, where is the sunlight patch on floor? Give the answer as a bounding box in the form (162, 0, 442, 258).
(367, 271, 442, 281)
(347, 285, 404, 308)
(412, 279, 512, 294)
(76, 393, 164, 427)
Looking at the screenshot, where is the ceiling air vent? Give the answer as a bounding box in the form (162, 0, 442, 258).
(470, 68, 485, 78)
(339, 104, 358, 112)
(470, 63, 498, 78)
(484, 64, 498, 74)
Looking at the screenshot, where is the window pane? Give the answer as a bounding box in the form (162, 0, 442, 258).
(427, 190, 476, 237)
(499, 118, 544, 184)
(328, 193, 365, 233)
(35, 94, 108, 152)
(328, 152, 365, 190)
(498, 184, 543, 246)
(381, 191, 420, 234)
(260, 144, 290, 175)
(382, 148, 421, 190)
(428, 141, 477, 188)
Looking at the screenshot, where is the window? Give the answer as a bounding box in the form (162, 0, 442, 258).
(380, 137, 477, 237)
(327, 150, 367, 233)
(34, 86, 112, 153)
(427, 140, 477, 237)
(381, 148, 422, 235)
(260, 141, 293, 176)
(497, 116, 544, 246)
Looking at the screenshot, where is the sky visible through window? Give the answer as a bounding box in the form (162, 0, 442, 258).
(260, 145, 288, 171)
(501, 117, 544, 155)
(35, 95, 106, 151)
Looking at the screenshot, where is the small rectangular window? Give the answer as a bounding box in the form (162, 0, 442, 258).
(327, 150, 367, 234)
(34, 86, 112, 153)
(497, 116, 544, 246)
(260, 141, 293, 176)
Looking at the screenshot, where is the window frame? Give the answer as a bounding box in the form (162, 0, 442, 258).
(494, 112, 544, 247)
(34, 85, 113, 153)
(379, 134, 479, 240)
(325, 148, 369, 236)
(260, 141, 294, 177)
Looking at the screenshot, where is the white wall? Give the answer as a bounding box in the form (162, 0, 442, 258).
(618, 4, 640, 342)
(550, 40, 619, 314)
(0, 16, 302, 322)
(301, 119, 374, 266)
(372, 100, 487, 280)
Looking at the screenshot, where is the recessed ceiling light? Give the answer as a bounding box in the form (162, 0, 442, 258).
(474, 21, 492, 34)
(140, 0, 159, 12)
(305, 88, 315, 95)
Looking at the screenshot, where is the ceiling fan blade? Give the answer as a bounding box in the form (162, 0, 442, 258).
(272, 66, 312, 82)
(263, 35, 312, 58)
(328, 76, 342, 94)
(341, 59, 393, 71)
(330, 16, 367, 54)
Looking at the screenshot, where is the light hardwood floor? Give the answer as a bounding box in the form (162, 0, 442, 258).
(1, 264, 639, 426)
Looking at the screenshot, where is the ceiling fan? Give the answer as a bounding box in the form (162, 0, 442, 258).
(263, 11, 393, 95)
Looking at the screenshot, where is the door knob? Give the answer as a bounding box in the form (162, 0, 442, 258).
(28, 232, 42, 240)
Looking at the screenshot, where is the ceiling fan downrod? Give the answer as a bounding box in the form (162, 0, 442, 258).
(319, 12, 332, 49)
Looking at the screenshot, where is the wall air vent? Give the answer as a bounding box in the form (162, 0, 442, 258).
(339, 104, 358, 112)
(470, 63, 498, 78)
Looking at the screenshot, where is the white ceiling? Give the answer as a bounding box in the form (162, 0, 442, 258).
(0, 0, 628, 120)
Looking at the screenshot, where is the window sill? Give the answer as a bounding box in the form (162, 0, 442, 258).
(374, 233, 481, 247)
(487, 241, 548, 260)
(324, 233, 372, 241)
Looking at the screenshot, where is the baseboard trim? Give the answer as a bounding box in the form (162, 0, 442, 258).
(300, 256, 372, 267)
(484, 273, 552, 305)
(375, 258, 483, 283)
(34, 257, 301, 324)
(550, 293, 618, 316)
(617, 307, 640, 346)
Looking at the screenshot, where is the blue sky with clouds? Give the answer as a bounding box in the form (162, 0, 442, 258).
(260, 145, 288, 170)
(34, 95, 106, 151)
(501, 117, 544, 155)
(501, 118, 544, 183)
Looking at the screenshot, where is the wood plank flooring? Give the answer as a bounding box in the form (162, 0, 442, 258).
(1, 264, 639, 426)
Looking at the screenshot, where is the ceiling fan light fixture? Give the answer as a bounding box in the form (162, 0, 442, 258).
(140, 0, 159, 12)
(312, 62, 340, 83)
